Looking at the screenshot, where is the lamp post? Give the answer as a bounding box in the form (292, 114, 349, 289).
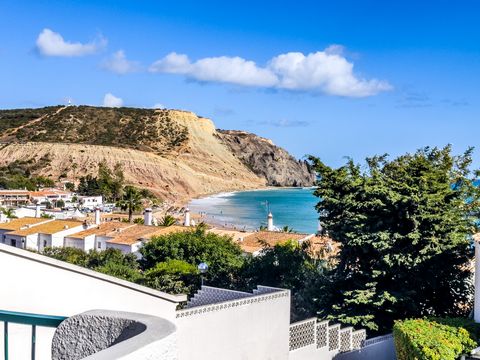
(198, 262, 208, 287)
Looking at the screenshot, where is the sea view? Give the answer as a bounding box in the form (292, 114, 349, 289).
(189, 187, 319, 234)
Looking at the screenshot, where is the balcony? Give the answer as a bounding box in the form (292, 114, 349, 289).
(1, 309, 177, 359)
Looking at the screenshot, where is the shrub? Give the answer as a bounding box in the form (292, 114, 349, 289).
(393, 318, 478, 360)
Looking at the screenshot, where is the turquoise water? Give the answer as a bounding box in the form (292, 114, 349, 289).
(188, 188, 319, 234)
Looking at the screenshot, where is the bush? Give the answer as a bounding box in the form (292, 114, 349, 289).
(393, 318, 478, 360)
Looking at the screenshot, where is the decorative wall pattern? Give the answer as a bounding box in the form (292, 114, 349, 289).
(289, 318, 316, 351)
(177, 287, 289, 319)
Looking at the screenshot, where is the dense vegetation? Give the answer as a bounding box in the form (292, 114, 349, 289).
(40, 227, 327, 317)
(4, 106, 189, 154)
(0, 106, 61, 133)
(0, 155, 54, 190)
(393, 318, 479, 360)
(309, 146, 479, 334)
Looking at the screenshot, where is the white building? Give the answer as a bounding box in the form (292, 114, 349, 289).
(78, 195, 103, 209)
(29, 189, 74, 205)
(0, 217, 87, 250)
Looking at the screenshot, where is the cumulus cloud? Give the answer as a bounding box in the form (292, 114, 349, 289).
(103, 93, 123, 107)
(149, 47, 391, 97)
(102, 50, 140, 74)
(36, 28, 106, 57)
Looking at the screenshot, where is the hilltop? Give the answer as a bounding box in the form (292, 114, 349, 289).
(0, 106, 315, 203)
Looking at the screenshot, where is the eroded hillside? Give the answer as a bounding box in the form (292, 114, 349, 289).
(0, 106, 314, 203)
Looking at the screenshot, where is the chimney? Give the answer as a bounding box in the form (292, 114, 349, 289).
(94, 208, 101, 225)
(267, 212, 274, 231)
(184, 208, 191, 227)
(35, 204, 41, 218)
(316, 220, 323, 235)
(144, 208, 153, 226)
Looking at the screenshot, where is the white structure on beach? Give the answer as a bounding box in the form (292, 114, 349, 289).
(184, 207, 191, 227)
(267, 211, 274, 231)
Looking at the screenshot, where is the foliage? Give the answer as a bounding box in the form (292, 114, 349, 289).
(0, 156, 54, 190)
(42, 247, 137, 270)
(40, 213, 54, 219)
(393, 318, 478, 360)
(56, 199, 65, 208)
(1, 208, 17, 219)
(142, 259, 199, 294)
(140, 228, 244, 288)
(76, 161, 125, 202)
(116, 185, 144, 223)
(309, 146, 479, 334)
(95, 262, 142, 282)
(240, 240, 331, 321)
(65, 182, 75, 191)
(282, 226, 294, 233)
(10, 105, 189, 155)
(160, 214, 176, 227)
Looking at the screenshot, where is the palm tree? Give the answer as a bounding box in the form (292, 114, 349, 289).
(1, 208, 17, 219)
(282, 225, 294, 233)
(116, 185, 143, 223)
(160, 214, 176, 227)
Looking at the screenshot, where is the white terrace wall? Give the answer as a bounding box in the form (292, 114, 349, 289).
(334, 334, 396, 360)
(0, 244, 186, 360)
(175, 287, 291, 360)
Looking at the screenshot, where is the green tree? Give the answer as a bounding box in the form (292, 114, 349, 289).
(160, 214, 176, 227)
(142, 259, 199, 294)
(116, 185, 143, 223)
(1, 207, 17, 219)
(140, 228, 244, 289)
(309, 146, 479, 334)
(240, 241, 330, 321)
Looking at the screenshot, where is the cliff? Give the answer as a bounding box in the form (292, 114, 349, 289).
(216, 130, 315, 187)
(0, 106, 314, 202)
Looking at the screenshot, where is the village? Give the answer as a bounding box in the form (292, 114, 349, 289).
(0, 187, 335, 258)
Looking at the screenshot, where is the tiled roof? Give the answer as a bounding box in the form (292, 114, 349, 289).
(240, 231, 313, 254)
(8, 220, 84, 236)
(0, 190, 30, 196)
(67, 222, 135, 239)
(0, 217, 51, 231)
(107, 225, 189, 245)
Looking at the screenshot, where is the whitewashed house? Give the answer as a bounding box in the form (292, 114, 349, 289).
(1, 219, 87, 251)
(29, 189, 74, 205)
(78, 195, 103, 209)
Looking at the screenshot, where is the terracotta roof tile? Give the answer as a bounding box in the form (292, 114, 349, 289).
(0, 217, 51, 231)
(8, 220, 84, 236)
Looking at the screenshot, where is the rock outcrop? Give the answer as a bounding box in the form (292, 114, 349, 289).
(0, 106, 315, 202)
(216, 130, 316, 187)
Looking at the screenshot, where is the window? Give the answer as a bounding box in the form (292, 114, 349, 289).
(43, 240, 47, 248)
(10, 239, 16, 247)
(97, 242, 101, 249)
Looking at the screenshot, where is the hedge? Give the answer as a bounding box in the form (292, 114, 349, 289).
(393, 318, 479, 360)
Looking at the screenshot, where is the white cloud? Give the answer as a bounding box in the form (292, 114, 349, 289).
(36, 28, 106, 57)
(153, 103, 166, 109)
(102, 50, 140, 74)
(149, 47, 391, 97)
(103, 93, 123, 107)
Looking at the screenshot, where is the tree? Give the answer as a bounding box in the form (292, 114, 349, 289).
(65, 182, 75, 191)
(309, 146, 479, 334)
(56, 199, 65, 208)
(282, 226, 294, 233)
(140, 228, 244, 289)
(141, 259, 199, 294)
(116, 185, 143, 223)
(1, 207, 17, 219)
(240, 241, 330, 321)
(160, 214, 176, 227)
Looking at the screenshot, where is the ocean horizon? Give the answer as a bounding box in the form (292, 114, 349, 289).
(188, 187, 319, 234)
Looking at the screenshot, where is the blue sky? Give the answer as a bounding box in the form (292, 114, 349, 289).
(1, 0, 479, 167)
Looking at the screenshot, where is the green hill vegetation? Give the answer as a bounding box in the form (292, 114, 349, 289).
(0, 106, 189, 154)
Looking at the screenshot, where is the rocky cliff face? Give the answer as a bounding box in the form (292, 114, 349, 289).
(216, 130, 316, 187)
(0, 106, 315, 202)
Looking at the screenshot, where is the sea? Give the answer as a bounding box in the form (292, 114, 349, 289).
(188, 187, 319, 234)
